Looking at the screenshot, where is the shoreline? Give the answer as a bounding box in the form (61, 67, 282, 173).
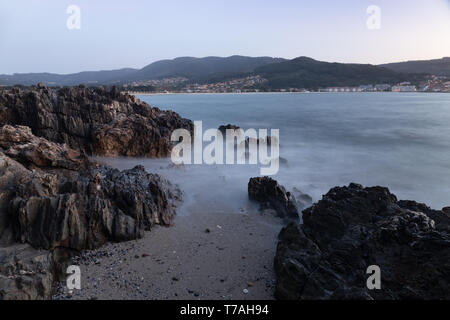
(129, 91, 449, 96)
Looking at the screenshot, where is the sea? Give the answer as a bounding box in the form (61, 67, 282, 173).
(100, 92, 450, 214)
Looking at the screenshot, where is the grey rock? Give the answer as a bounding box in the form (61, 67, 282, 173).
(0, 85, 193, 157)
(248, 177, 299, 220)
(0, 244, 53, 300)
(274, 183, 450, 300)
(0, 125, 182, 299)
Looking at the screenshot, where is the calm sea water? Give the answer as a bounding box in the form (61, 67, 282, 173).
(106, 93, 450, 212)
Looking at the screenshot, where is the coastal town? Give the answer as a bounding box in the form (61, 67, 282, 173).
(124, 74, 450, 94)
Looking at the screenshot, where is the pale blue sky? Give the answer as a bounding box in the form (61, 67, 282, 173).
(0, 0, 449, 74)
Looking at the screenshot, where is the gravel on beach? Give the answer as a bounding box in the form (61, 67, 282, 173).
(53, 208, 284, 300)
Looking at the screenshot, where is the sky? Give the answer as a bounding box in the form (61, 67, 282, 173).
(0, 0, 449, 74)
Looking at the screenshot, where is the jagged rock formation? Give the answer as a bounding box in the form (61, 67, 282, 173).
(248, 177, 299, 220)
(0, 84, 193, 157)
(0, 125, 181, 299)
(274, 183, 450, 300)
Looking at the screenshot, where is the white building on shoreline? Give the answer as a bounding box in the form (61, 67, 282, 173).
(392, 85, 416, 92)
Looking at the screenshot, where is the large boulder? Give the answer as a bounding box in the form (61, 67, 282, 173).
(0, 125, 182, 299)
(274, 183, 450, 300)
(248, 177, 299, 220)
(0, 125, 181, 250)
(0, 84, 193, 157)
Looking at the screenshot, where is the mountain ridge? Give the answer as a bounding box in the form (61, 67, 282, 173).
(1, 56, 446, 88)
(254, 56, 426, 89)
(0, 56, 285, 86)
(380, 57, 450, 77)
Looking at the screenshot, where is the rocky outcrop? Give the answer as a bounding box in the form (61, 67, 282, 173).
(274, 183, 450, 300)
(248, 177, 299, 220)
(398, 200, 450, 232)
(0, 125, 181, 299)
(0, 84, 193, 157)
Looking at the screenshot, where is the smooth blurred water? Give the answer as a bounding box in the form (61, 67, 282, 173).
(109, 93, 450, 211)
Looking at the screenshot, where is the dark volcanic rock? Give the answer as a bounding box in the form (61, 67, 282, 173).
(0, 125, 181, 299)
(274, 183, 450, 300)
(0, 84, 193, 157)
(398, 200, 450, 232)
(248, 177, 299, 220)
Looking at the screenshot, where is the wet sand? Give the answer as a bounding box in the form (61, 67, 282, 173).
(54, 207, 284, 300)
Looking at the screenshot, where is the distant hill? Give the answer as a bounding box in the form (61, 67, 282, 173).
(0, 68, 138, 86)
(128, 56, 286, 82)
(380, 57, 450, 77)
(0, 55, 432, 89)
(254, 57, 425, 89)
(0, 56, 285, 86)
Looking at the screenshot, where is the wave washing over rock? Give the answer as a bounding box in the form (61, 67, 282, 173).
(274, 183, 450, 300)
(248, 177, 309, 221)
(0, 125, 182, 299)
(0, 83, 193, 157)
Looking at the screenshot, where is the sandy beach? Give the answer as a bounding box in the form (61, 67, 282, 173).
(54, 205, 285, 300)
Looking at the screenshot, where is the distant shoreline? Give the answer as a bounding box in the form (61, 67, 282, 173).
(129, 91, 448, 96)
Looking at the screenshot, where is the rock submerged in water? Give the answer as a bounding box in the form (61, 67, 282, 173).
(291, 187, 313, 211)
(218, 124, 240, 134)
(240, 136, 279, 151)
(274, 183, 450, 300)
(0, 125, 182, 299)
(248, 177, 300, 220)
(0, 84, 193, 157)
